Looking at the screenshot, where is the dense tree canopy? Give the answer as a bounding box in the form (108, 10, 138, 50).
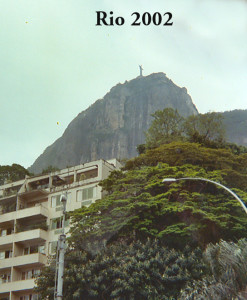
(144, 108, 227, 150)
(69, 159, 247, 250)
(145, 108, 185, 148)
(35, 239, 205, 299)
(35, 109, 247, 298)
(184, 112, 225, 145)
(0, 163, 30, 185)
(125, 142, 247, 191)
(180, 239, 247, 299)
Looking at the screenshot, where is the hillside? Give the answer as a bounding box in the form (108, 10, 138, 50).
(35, 141, 247, 299)
(221, 110, 247, 146)
(29, 73, 247, 174)
(29, 73, 198, 173)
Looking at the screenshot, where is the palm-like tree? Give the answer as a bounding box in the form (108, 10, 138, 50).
(180, 239, 247, 300)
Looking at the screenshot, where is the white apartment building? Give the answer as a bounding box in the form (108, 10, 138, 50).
(0, 159, 121, 300)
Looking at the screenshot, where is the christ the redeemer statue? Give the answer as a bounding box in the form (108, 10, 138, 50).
(139, 65, 143, 76)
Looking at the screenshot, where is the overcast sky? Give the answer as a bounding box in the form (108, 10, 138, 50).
(0, 0, 246, 169)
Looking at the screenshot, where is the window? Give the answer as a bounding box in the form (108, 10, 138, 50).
(76, 168, 98, 181)
(26, 270, 32, 280)
(20, 295, 34, 300)
(24, 246, 38, 255)
(0, 228, 13, 236)
(51, 193, 71, 208)
(50, 218, 62, 230)
(38, 245, 45, 254)
(21, 269, 41, 280)
(23, 248, 29, 255)
(49, 241, 57, 254)
(51, 195, 60, 208)
(77, 187, 96, 202)
(23, 245, 45, 255)
(0, 229, 7, 237)
(5, 250, 12, 258)
(0, 273, 11, 284)
(64, 218, 70, 227)
(30, 245, 38, 254)
(33, 269, 41, 276)
(50, 217, 70, 230)
(0, 250, 12, 259)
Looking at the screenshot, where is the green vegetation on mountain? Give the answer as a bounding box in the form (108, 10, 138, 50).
(184, 112, 225, 145)
(145, 108, 185, 148)
(126, 142, 247, 191)
(145, 108, 225, 149)
(68, 143, 247, 251)
(35, 108, 247, 299)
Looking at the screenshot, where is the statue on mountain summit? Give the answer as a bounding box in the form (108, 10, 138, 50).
(139, 65, 143, 76)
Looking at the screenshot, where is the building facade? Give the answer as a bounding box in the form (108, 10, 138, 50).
(0, 159, 121, 300)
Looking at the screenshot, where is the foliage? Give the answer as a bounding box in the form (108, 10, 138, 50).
(34, 261, 57, 299)
(69, 161, 247, 250)
(136, 144, 146, 155)
(36, 239, 206, 300)
(0, 163, 30, 185)
(184, 112, 225, 145)
(41, 165, 60, 174)
(124, 142, 247, 191)
(179, 239, 247, 300)
(145, 108, 185, 148)
(224, 142, 247, 155)
(35, 137, 247, 298)
(144, 108, 226, 150)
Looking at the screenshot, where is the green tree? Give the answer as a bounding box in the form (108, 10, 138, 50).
(144, 109, 226, 150)
(136, 144, 146, 155)
(34, 263, 56, 299)
(124, 142, 247, 191)
(69, 161, 247, 250)
(179, 239, 247, 300)
(0, 164, 30, 185)
(35, 140, 247, 299)
(35, 239, 205, 300)
(145, 108, 185, 148)
(184, 112, 225, 146)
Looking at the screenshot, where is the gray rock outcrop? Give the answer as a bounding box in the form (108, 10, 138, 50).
(29, 73, 198, 173)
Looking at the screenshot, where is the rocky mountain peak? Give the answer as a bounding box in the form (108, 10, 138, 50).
(29, 73, 198, 173)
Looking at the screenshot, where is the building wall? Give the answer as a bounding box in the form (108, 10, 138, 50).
(0, 159, 121, 300)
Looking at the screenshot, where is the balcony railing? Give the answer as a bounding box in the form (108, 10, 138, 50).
(0, 278, 35, 293)
(0, 205, 48, 225)
(0, 203, 16, 215)
(0, 228, 48, 245)
(0, 190, 17, 199)
(0, 253, 47, 269)
(16, 222, 48, 233)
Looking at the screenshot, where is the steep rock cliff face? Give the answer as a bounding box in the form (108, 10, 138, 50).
(221, 110, 247, 146)
(29, 73, 198, 173)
